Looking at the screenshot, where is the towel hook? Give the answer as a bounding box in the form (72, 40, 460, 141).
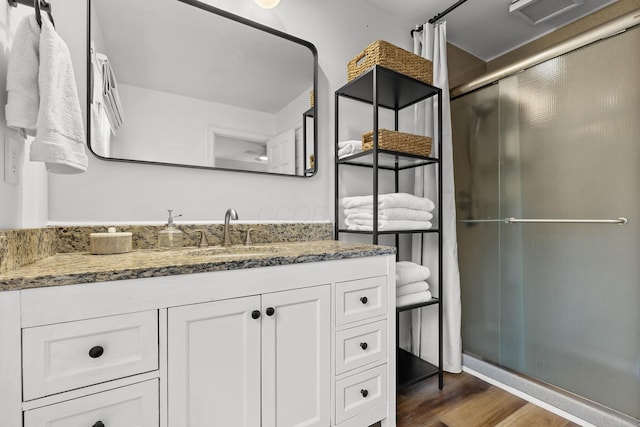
(34, 0, 54, 28)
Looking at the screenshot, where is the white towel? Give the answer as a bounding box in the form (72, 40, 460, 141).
(396, 281, 430, 296)
(30, 16, 88, 174)
(396, 261, 431, 286)
(345, 217, 432, 231)
(338, 139, 361, 149)
(338, 140, 362, 158)
(344, 207, 433, 222)
(5, 15, 40, 137)
(341, 193, 435, 211)
(396, 291, 432, 308)
(100, 55, 125, 132)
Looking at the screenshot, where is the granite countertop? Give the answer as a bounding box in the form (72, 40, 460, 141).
(0, 240, 395, 291)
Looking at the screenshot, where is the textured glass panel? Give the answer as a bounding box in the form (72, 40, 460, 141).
(453, 26, 640, 418)
(499, 27, 640, 418)
(451, 84, 500, 360)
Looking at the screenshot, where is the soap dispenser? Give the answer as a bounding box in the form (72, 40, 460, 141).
(158, 209, 184, 248)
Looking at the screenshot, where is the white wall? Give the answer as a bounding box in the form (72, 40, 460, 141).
(112, 84, 276, 166)
(45, 0, 416, 224)
(0, 4, 48, 229)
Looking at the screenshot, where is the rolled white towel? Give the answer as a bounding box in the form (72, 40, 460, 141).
(341, 193, 435, 211)
(338, 140, 363, 158)
(396, 291, 433, 308)
(396, 281, 430, 296)
(344, 218, 432, 231)
(344, 207, 433, 222)
(338, 139, 362, 149)
(396, 261, 431, 286)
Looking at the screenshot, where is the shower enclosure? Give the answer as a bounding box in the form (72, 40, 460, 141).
(451, 26, 640, 420)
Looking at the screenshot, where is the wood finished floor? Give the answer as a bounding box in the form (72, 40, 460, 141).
(395, 371, 581, 427)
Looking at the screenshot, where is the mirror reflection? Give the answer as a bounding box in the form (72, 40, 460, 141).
(88, 0, 317, 176)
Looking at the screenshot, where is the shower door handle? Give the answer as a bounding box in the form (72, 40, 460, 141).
(504, 217, 628, 225)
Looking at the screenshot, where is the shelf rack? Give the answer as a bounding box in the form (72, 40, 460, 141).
(334, 65, 443, 390)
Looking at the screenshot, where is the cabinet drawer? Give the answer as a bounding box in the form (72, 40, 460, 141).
(24, 379, 159, 427)
(23, 311, 158, 400)
(335, 276, 387, 326)
(336, 320, 387, 375)
(335, 364, 387, 424)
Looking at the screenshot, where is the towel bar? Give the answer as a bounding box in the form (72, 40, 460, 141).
(457, 217, 628, 225)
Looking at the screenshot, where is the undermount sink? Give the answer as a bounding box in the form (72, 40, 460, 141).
(181, 245, 280, 258)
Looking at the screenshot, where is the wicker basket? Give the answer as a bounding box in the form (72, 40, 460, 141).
(310, 90, 314, 107)
(348, 40, 433, 84)
(362, 129, 432, 157)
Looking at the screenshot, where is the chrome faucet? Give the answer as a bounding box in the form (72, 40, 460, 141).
(223, 208, 239, 246)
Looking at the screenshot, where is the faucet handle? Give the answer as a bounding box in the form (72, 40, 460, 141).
(189, 229, 209, 247)
(244, 228, 254, 246)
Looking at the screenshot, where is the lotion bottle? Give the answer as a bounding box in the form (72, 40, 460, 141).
(158, 209, 183, 248)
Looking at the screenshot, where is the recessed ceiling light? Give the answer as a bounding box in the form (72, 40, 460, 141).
(254, 0, 280, 9)
(509, 0, 583, 25)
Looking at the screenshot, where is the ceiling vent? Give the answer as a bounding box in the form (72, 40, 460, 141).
(509, 0, 583, 25)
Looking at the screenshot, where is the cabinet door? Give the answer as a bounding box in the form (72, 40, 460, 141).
(261, 286, 330, 427)
(168, 296, 261, 427)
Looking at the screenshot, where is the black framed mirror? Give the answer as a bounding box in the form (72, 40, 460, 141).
(87, 0, 317, 177)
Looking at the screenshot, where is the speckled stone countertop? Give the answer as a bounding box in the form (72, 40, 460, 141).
(0, 241, 395, 291)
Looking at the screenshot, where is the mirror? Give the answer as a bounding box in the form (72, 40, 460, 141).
(88, 0, 317, 176)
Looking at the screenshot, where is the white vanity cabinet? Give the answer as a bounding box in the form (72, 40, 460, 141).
(168, 286, 330, 427)
(0, 254, 395, 427)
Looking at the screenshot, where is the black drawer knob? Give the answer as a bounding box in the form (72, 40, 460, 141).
(360, 342, 368, 350)
(88, 346, 104, 358)
(251, 310, 261, 319)
(266, 307, 275, 316)
(360, 296, 368, 304)
(360, 389, 369, 398)
(93, 421, 105, 427)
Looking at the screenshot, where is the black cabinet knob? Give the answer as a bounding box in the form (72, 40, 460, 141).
(266, 307, 275, 316)
(360, 389, 369, 398)
(360, 342, 368, 350)
(360, 296, 368, 304)
(93, 421, 105, 427)
(88, 346, 104, 358)
(251, 310, 261, 319)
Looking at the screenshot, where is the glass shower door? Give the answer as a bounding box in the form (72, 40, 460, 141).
(453, 26, 640, 419)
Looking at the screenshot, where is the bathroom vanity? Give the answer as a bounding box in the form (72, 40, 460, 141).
(0, 241, 397, 427)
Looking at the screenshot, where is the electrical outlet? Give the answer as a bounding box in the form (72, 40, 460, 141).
(4, 133, 24, 185)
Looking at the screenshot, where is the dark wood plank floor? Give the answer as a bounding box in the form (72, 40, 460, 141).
(395, 371, 581, 427)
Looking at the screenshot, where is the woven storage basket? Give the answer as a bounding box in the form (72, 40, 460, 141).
(348, 40, 433, 84)
(362, 129, 432, 157)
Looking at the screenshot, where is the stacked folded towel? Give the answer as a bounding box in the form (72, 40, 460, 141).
(396, 261, 432, 307)
(338, 140, 362, 158)
(341, 193, 435, 231)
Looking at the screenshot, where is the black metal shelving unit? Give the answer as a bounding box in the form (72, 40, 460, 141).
(334, 65, 443, 390)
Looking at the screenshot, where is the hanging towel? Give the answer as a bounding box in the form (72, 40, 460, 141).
(344, 217, 432, 231)
(344, 207, 433, 222)
(5, 15, 40, 137)
(30, 16, 88, 174)
(396, 291, 432, 308)
(396, 281, 430, 297)
(341, 193, 435, 211)
(396, 261, 431, 286)
(99, 55, 125, 132)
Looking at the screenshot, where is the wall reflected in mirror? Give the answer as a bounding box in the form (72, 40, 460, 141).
(88, 0, 317, 176)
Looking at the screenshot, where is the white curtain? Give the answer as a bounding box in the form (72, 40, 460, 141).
(411, 21, 462, 373)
